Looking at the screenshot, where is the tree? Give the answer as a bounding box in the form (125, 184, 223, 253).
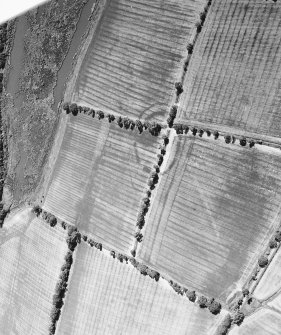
(269, 239, 277, 248)
(169, 105, 177, 118)
(61, 221, 67, 230)
(64, 251, 73, 265)
(62, 102, 70, 113)
(135, 119, 143, 133)
(123, 117, 131, 129)
(147, 178, 154, 188)
(258, 255, 268, 268)
(186, 290, 196, 302)
(145, 189, 152, 197)
(110, 250, 116, 258)
(96, 110, 104, 120)
(157, 154, 164, 166)
(208, 300, 221, 314)
(69, 103, 78, 115)
(224, 135, 231, 144)
(275, 231, 281, 242)
(147, 269, 160, 281)
(130, 121, 135, 130)
(199, 129, 204, 137)
(198, 295, 208, 308)
(153, 164, 160, 173)
(66, 231, 81, 251)
(59, 269, 69, 282)
(138, 264, 148, 275)
(183, 125, 189, 134)
(142, 197, 150, 206)
(175, 82, 183, 94)
(240, 137, 247, 146)
(213, 131, 219, 139)
(130, 249, 136, 257)
(232, 311, 244, 325)
(32, 205, 42, 216)
(49, 215, 57, 227)
(249, 140, 255, 148)
(186, 43, 193, 54)
(50, 307, 61, 323)
(192, 127, 197, 136)
(200, 11, 206, 23)
(206, 130, 211, 137)
(195, 21, 202, 33)
(242, 288, 249, 296)
(134, 232, 143, 242)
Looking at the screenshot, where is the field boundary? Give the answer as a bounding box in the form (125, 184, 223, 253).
(33, 205, 226, 318)
(166, 0, 213, 128)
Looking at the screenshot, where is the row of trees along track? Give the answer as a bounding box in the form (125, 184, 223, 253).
(32, 205, 227, 319)
(0, 22, 10, 227)
(62, 102, 162, 137)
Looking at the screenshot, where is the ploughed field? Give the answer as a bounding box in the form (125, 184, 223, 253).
(73, 0, 205, 122)
(0, 209, 67, 335)
(43, 114, 161, 254)
(176, 0, 281, 137)
(138, 135, 281, 300)
(56, 242, 226, 335)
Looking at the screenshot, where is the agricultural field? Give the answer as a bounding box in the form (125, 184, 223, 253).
(138, 135, 281, 300)
(268, 292, 281, 313)
(56, 242, 226, 335)
(73, 0, 205, 121)
(176, 0, 281, 137)
(0, 210, 67, 335)
(229, 309, 281, 335)
(43, 114, 161, 253)
(253, 246, 281, 301)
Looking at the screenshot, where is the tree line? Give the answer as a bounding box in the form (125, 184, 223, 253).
(32, 205, 224, 321)
(62, 102, 162, 137)
(133, 133, 169, 251)
(167, 1, 213, 130)
(173, 123, 258, 148)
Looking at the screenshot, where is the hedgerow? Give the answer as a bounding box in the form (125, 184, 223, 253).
(62, 102, 162, 137)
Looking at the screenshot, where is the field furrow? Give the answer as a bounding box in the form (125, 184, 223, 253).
(44, 114, 161, 254)
(56, 242, 226, 335)
(176, 0, 281, 137)
(73, 0, 205, 121)
(138, 135, 281, 300)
